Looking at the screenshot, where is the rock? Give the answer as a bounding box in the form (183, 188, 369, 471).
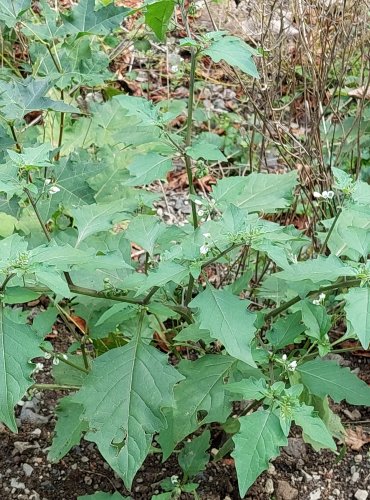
(354, 454, 363, 464)
(81, 456, 89, 463)
(84, 476, 93, 485)
(284, 438, 307, 459)
(355, 490, 368, 500)
(332, 489, 340, 496)
(31, 429, 41, 437)
(22, 464, 33, 477)
(13, 442, 39, 454)
(20, 406, 49, 425)
(276, 480, 298, 500)
(268, 464, 276, 475)
(343, 408, 361, 421)
(10, 478, 25, 490)
(301, 470, 312, 482)
(352, 471, 360, 483)
(265, 478, 274, 494)
(310, 489, 321, 500)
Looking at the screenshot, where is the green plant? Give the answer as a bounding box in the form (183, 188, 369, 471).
(1, 1, 370, 498)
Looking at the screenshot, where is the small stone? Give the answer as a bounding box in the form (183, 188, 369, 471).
(354, 454, 363, 464)
(355, 490, 368, 500)
(22, 464, 33, 477)
(310, 489, 321, 500)
(332, 489, 340, 496)
(84, 476, 93, 486)
(10, 479, 25, 490)
(276, 480, 298, 500)
(71, 464, 77, 470)
(284, 438, 307, 459)
(31, 429, 41, 437)
(352, 471, 360, 483)
(268, 464, 276, 475)
(81, 456, 89, 463)
(301, 470, 312, 482)
(13, 442, 39, 454)
(20, 407, 49, 425)
(265, 478, 274, 494)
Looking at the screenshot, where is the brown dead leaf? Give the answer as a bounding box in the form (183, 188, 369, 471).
(69, 315, 88, 335)
(345, 427, 370, 451)
(348, 86, 370, 100)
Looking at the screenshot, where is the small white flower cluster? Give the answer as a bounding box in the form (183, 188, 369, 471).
(44, 351, 68, 365)
(313, 292, 326, 305)
(33, 362, 44, 374)
(45, 179, 60, 195)
(194, 198, 215, 223)
(313, 190, 334, 200)
(200, 233, 211, 255)
(282, 354, 297, 372)
(170, 475, 180, 486)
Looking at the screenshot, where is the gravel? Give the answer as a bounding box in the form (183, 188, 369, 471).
(276, 479, 298, 500)
(355, 490, 369, 500)
(22, 464, 34, 477)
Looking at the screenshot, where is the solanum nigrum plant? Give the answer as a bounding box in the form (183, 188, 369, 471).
(1, 1, 370, 498)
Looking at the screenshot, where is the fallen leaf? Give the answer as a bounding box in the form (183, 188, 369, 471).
(348, 86, 370, 99)
(345, 427, 370, 451)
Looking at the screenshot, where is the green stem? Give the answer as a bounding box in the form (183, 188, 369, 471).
(264, 278, 361, 321)
(185, 274, 195, 305)
(184, 50, 198, 229)
(142, 286, 159, 305)
(69, 284, 143, 304)
(32, 383, 81, 391)
(42, 348, 89, 373)
(0, 273, 15, 292)
(201, 244, 238, 269)
(9, 123, 21, 152)
(180, 3, 198, 230)
(24, 188, 52, 242)
(319, 206, 342, 255)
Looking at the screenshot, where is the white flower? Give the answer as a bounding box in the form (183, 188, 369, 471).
(288, 360, 298, 371)
(43, 352, 52, 359)
(313, 191, 322, 198)
(44, 178, 51, 185)
(197, 210, 204, 216)
(52, 357, 60, 366)
(170, 65, 179, 73)
(200, 244, 209, 255)
(49, 186, 60, 195)
(203, 233, 211, 239)
(282, 354, 287, 361)
(34, 362, 44, 373)
(312, 299, 320, 305)
(170, 475, 179, 486)
(322, 190, 334, 200)
(62, 354, 68, 360)
(194, 199, 203, 206)
(319, 293, 326, 301)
